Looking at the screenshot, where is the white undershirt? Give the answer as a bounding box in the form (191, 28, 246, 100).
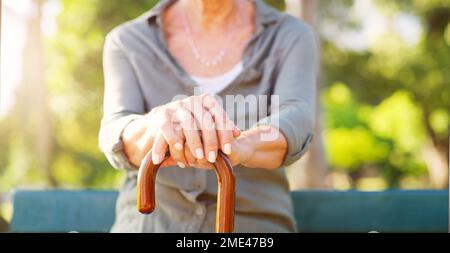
(191, 62, 244, 94)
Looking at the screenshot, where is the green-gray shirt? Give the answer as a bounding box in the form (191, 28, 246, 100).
(99, 0, 316, 233)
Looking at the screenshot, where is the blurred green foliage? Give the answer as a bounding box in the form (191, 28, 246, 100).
(323, 83, 429, 186)
(1, 0, 159, 192)
(321, 0, 449, 187)
(45, 0, 161, 189)
(0, 0, 448, 192)
(263, 0, 285, 11)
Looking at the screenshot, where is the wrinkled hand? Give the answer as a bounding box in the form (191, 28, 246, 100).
(164, 133, 254, 169)
(149, 94, 241, 169)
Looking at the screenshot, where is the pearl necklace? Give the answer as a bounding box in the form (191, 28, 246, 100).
(182, 1, 240, 67)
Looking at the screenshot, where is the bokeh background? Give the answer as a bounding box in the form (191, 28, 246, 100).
(1, 0, 449, 230)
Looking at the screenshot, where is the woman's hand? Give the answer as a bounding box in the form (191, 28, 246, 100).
(123, 94, 288, 171)
(122, 94, 240, 169)
(226, 125, 288, 170)
(153, 94, 241, 168)
(181, 125, 288, 171)
(172, 128, 254, 169)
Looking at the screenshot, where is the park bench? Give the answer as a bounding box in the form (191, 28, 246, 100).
(10, 190, 448, 233)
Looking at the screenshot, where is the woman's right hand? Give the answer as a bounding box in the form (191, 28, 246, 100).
(122, 94, 240, 169)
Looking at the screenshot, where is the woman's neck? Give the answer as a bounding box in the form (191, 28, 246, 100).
(182, 0, 240, 32)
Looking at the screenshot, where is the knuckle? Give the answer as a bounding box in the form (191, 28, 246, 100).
(215, 117, 228, 129)
(175, 100, 183, 107)
(202, 120, 215, 131)
(188, 131, 199, 140)
(190, 139, 203, 149)
(219, 130, 232, 141)
(176, 110, 188, 123)
(202, 95, 215, 107)
(203, 138, 218, 150)
(165, 136, 177, 146)
(173, 123, 183, 132)
(184, 148, 192, 157)
(224, 120, 235, 131)
(184, 96, 194, 103)
(161, 119, 172, 128)
(187, 138, 202, 150)
(170, 151, 183, 161)
(182, 98, 194, 109)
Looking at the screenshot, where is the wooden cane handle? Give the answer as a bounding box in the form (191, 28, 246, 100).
(137, 150, 235, 233)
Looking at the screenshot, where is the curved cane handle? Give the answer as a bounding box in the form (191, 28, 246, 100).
(137, 150, 235, 233)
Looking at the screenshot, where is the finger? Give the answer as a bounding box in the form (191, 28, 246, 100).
(199, 108, 218, 164)
(184, 144, 197, 167)
(233, 125, 241, 137)
(151, 131, 168, 165)
(184, 145, 213, 170)
(161, 122, 187, 168)
(183, 97, 218, 163)
(176, 106, 204, 160)
(201, 94, 237, 155)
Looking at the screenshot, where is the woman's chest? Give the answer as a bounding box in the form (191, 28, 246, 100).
(125, 25, 282, 112)
(164, 23, 254, 77)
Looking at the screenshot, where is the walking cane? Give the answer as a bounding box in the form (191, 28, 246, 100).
(137, 150, 235, 233)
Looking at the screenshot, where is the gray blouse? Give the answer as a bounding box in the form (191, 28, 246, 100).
(99, 0, 316, 233)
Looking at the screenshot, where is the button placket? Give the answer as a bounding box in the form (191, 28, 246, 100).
(195, 206, 205, 216)
(194, 169, 207, 192)
(187, 204, 206, 232)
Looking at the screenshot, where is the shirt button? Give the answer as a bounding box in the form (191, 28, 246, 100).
(196, 207, 205, 216)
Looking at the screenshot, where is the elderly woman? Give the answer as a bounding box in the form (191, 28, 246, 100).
(99, 0, 316, 233)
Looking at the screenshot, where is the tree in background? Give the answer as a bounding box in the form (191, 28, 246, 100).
(1, 0, 57, 190)
(0, 0, 8, 233)
(285, 0, 330, 189)
(41, 0, 161, 188)
(320, 0, 449, 188)
(0, 0, 159, 190)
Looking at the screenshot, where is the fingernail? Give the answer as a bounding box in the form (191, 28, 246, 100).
(195, 148, 204, 159)
(233, 127, 241, 137)
(223, 143, 232, 155)
(174, 142, 183, 151)
(208, 151, 216, 163)
(152, 154, 160, 165)
(177, 162, 186, 168)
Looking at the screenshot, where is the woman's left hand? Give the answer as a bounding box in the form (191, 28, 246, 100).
(180, 125, 288, 170)
(178, 133, 255, 169)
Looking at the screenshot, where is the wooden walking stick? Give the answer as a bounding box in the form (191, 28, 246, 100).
(137, 150, 235, 233)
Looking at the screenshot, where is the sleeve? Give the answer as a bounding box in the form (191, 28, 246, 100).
(98, 30, 146, 170)
(256, 26, 317, 167)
